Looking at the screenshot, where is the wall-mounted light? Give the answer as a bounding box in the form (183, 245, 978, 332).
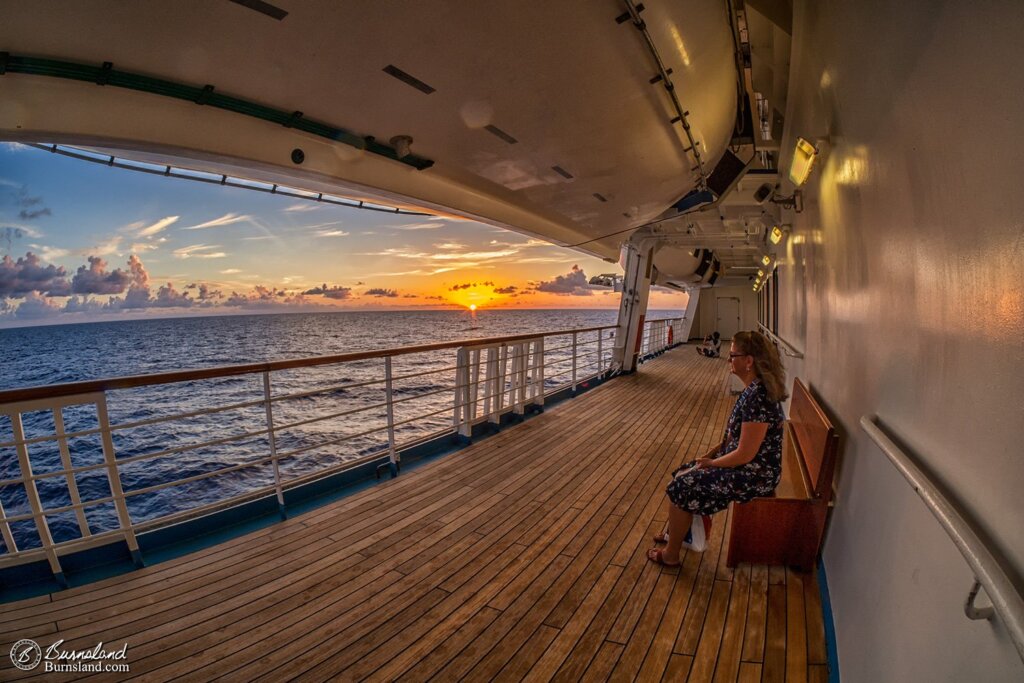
(769, 225, 785, 245)
(761, 254, 772, 267)
(789, 137, 818, 186)
(757, 269, 764, 278)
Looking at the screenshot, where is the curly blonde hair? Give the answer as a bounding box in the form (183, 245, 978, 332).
(733, 331, 788, 403)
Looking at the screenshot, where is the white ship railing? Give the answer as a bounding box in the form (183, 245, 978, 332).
(0, 318, 684, 583)
(860, 416, 1024, 664)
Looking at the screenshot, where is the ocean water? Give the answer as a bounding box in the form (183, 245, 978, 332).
(0, 309, 681, 552)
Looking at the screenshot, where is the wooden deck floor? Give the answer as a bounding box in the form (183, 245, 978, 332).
(0, 348, 828, 682)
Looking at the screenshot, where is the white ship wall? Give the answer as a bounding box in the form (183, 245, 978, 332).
(780, 1, 1023, 680)
(691, 285, 759, 341)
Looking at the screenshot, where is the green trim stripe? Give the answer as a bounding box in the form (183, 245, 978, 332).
(0, 54, 434, 170)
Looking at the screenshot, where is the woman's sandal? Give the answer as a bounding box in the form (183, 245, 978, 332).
(646, 547, 680, 567)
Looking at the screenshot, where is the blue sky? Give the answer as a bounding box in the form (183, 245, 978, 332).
(0, 143, 684, 326)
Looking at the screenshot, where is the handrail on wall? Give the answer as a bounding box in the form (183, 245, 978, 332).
(860, 415, 1024, 664)
(757, 322, 804, 359)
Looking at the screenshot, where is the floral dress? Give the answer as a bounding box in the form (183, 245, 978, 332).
(665, 378, 785, 515)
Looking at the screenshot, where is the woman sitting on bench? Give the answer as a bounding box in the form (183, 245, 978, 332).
(649, 330, 788, 566)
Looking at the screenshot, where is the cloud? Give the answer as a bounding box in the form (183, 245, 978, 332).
(182, 213, 252, 230)
(220, 268, 242, 274)
(197, 283, 222, 301)
(224, 286, 315, 309)
(29, 245, 70, 261)
(173, 244, 227, 259)
(365, 288, 399, 297)
(0, 252, 71, 297)
(402, 294, 417, 298)
(130, 242, 160, 253)
(151, 283, 194, 307)
(391, 221, 444, 231)
(1, 182, 52, 222)
(1, 226, 43, 250)
(314, 229, 350, 237)
(71, 256, 131, 295)
(11, 291, 62, 319)
(86, 235, 123, 257)
(534, 265, 593, 296)
(63, 295, 106, 314)
(19, 208, 51, 220)
(303, 283, 353, 300)
(137, 216, 180, 237)
(494, 285, 517, 294)
(284, 203, 319, 212)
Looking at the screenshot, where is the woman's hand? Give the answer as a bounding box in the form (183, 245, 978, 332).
(694, 457, 716, 469)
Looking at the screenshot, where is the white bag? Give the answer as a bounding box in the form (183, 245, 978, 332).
(680, 514, 713, 552)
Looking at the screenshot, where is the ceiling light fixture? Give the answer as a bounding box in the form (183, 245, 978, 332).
(789, 137, 818, 186)
(769, 225, 785, 245)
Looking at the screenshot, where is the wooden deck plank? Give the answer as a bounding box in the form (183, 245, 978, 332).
(495, 624, 561, 682)
(395, 606, 502, 682)
(713, 562, 751, 683)
(742, 564, 769, 662)
(786, 568, 809, 683)
(581, 641, 625, 682)
(609, 569, 677, 679)
(0, 348, 834, 683)
(663, 653, 695, 682)
(635, 548, 702, 681)
(739, 661, 763, 683)
(808, 663, 829, 683)
(763, 583, 787, 683)
(803, 568, 828, 665)
(688, 579, 733, 683)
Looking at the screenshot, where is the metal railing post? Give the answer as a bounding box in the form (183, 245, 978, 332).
(95, 394, 144, 568)
(52, 407, 90, 537)
(8, 412, 65, 585)
(384, 357, 399, 476)
(533, 338, 545, 407)
(263, 371, 287, 517)
(455, 347, 472, 437)
(0, 496, 16, 555)
(571, 332, 578, 393)
(597, 330, 604, 376)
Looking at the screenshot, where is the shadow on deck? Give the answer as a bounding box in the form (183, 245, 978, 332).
(0, 347, 828, 682)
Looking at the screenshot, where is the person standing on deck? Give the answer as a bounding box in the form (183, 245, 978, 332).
(649, 331, 787, 566)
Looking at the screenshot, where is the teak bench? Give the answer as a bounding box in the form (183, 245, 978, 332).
(726, 378, 838, 571)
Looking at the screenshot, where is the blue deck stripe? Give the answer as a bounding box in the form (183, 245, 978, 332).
(818, 562, 841, 683)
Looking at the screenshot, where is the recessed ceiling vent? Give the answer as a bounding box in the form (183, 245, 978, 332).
(551, 166, 574, 179)
(484, 125, 518, 144)
(382, 65, 436, 94)
(228, 0, 288, 20)
(593, 193, 608, 202)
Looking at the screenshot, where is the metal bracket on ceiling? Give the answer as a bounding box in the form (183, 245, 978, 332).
(619, 0, 708, 192)
(96, 61, 113, 86)
(196, 84, 215, 105)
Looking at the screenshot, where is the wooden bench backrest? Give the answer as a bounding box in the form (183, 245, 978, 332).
(789, 378, 838, 500)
